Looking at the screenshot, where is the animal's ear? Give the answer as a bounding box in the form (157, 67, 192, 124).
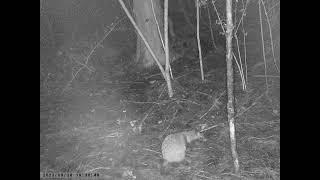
(183, 132, 188, 143)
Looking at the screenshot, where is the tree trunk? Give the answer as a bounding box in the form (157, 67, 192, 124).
(226, 0, 240, 175)
(133, 0, 166, 68)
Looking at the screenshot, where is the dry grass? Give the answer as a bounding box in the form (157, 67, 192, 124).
(41, 57, 279, 179)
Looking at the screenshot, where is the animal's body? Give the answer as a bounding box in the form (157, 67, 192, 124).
(161, 130, 203, 166)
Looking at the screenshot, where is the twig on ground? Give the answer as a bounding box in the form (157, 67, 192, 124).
(234, 92, 266, 119)
(199, 91, 225, 119)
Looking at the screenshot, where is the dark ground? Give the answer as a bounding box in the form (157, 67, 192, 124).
(40, 38, 279, 179)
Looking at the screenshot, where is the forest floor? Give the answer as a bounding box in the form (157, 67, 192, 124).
(40, 40, 279, 180)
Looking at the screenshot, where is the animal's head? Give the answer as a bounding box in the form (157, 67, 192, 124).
(183, 130, 204, 143)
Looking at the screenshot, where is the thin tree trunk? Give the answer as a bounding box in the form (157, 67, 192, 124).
(226, 0, 240, 175)
(164, 0, 173, 97)
(196, 0, 204, 81)
(206, 4, 217, 50)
